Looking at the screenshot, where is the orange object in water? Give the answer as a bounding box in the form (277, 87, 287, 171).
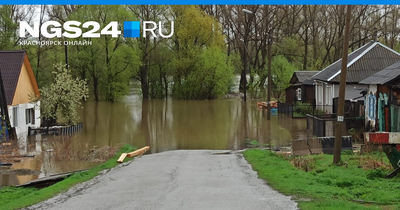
(257, 101, 278, 110)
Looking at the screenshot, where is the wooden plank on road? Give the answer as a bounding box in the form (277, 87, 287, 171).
(127, 146, 150, 157)
(117, 153, 128, 163)
(117, 146, 150, 163)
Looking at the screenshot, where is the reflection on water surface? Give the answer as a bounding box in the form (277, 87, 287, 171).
(1, 96, 308, 187)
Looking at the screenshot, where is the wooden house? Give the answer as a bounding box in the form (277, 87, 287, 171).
(285, 71, 318, 105)
(0, 50, 41, 141)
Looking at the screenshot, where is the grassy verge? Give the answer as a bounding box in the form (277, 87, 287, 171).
(243, 149, 400, 210)
(0, 145, 136, 210)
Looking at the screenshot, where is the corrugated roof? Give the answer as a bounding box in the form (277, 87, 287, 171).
(289, 71, 319, 84)
(311, 41, 400, 83)
(331, 44, 400, 82)
(359, 61, 400, 85)
(0, 50, 25, 105)
(302, 79, 315, 85)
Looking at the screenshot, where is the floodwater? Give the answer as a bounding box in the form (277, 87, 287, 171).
(0, 94, 308, 187)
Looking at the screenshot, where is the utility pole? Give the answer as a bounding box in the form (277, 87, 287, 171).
(333, 5, 352, 165)
(242, 8, 254, 102)
(267, 31, 272, 120)
(243, 33, 248, 102)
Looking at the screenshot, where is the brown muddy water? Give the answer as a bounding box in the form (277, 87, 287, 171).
(0, 95, 308, 187)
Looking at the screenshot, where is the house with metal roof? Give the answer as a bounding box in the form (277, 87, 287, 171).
(311, 40, 400, 114)
(360, 61, 400, 132)
(285, 71, 318, 105)
(0, 50, 41, 141)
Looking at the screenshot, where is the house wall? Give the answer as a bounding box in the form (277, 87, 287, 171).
(285, 85, 315, 105)
(8, 101, 40, 140)
(315, 81, 332, 113)
(305, 86, 315, 104)
(332, 84, 368, 100)
(316, 81, 368, 114)
(12, 62, 36, 105)
(315, 81, 322, 106)
(378, 85, 390, 95)
(285, 88, 295, 104)
(300, 86, 306, 102)
(8, 60, 41, 141)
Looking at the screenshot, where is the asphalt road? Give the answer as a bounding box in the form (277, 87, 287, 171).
(26, 150, 298, 210)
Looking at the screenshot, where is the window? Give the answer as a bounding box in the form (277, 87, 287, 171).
(26, 108, 34, 125)
(13, 107, 18, 127)
(296, 88, 301, 101)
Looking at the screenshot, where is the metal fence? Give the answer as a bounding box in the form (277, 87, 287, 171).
(280, 99, 363, 119)
(306, 114, 364, 137)
(278, 103, 294, 117)
(278, 102, 329, 118)
(333, 98, 364, 118)
(28, 123, 84, 136)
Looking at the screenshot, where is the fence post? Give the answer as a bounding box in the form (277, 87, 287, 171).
(292, 104, 294, 118)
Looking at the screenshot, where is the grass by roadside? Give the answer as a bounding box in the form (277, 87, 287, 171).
(243, 149, 400, 210)
(0, 145, 136, 210)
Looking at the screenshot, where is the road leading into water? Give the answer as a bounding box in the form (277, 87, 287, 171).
(26, 150, 298, 210)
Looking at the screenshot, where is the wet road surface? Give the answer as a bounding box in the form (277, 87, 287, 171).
(26, 150, 298, 210)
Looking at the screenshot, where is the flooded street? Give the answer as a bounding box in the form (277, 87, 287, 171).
(79, 98, 307, 153)
(1, 93, 308, 187)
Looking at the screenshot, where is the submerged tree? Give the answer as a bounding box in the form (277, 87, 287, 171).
(170, 5, 234, 99)
(64, 5, 138, 101)
(32, 63, 89, 126)
(271, 55, 296, 101)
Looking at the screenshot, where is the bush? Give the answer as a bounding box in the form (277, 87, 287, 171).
(293, 102, 325, 117)
(366, 169, 386, 180)
(293, 102, 313, 116)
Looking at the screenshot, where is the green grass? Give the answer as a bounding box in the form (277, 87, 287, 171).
(0, 145, 136, 210)
(243, 149, 400, 210)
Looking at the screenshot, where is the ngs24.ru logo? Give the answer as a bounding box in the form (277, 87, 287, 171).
(19, 21, 174, 38)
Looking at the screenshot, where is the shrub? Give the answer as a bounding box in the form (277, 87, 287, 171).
(366, 169, 386, 180)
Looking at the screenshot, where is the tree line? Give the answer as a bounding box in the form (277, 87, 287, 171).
(1, 5, 399, 101)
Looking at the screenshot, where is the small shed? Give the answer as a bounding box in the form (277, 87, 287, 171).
(285, 71, 318, 105)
